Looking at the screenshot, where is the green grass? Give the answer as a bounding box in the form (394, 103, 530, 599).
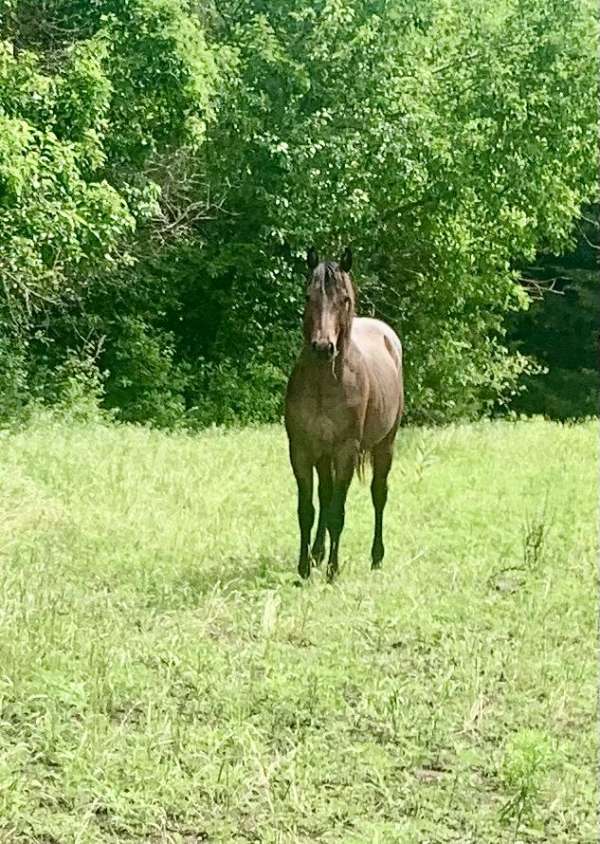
(0, 415, 596, 842)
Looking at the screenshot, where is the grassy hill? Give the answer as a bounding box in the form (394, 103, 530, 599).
(0, 416, 596, 842)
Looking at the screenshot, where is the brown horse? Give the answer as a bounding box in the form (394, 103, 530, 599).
(285, 247, 404, 582)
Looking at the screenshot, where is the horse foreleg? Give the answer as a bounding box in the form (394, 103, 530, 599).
(290, 444, 314, 579)
(311, 456, 333, 565)
(370, 427, 397, 569)
(326, 445, 356, 583)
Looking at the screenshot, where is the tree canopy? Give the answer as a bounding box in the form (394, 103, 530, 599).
(0, 0, 597, 425)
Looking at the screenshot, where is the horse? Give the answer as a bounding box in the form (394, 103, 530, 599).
(284, 247, 404, 582)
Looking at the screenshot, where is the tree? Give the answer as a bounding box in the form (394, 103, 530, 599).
(0, 0, 218, 419)
(508, 206, 599, 419)
(186, 0, 597, 422)
(0, 0, 596, 426)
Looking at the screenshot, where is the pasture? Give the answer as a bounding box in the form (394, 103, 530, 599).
(0, 416, 596, 842)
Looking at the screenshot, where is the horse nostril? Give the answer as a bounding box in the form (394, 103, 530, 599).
(311, 340, 334, 357)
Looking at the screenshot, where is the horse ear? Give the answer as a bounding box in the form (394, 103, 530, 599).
(307, 247, 319, 271)
(340, 246, 352, 272)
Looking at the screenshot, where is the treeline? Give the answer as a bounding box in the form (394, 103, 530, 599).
(509, 206, 598, 420)
(0, 0, 597, 427)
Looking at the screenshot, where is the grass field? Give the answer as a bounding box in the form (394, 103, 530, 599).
(0, 415, 596, 843)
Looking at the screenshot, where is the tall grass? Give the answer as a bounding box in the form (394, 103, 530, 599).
(0, 416, 596, 842)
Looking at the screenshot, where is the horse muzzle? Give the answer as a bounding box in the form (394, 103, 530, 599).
(311, 340, 336, 359)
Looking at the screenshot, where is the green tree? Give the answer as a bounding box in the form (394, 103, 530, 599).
(508, 206, 599, 419)
(0, 0, 218, 420)
(187, 0, 597, 423)
(0, 0, 596, 426)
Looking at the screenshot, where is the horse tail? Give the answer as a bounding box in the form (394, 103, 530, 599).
(356, 449, 371, 482)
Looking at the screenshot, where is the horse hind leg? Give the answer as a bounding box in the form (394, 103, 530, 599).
(370, 427, 397, 570)
(311, 456, 332, 565)
(326, 443, 356, 582)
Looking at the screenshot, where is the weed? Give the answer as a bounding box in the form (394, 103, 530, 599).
(522, 494, 551, 570)
(499, 730, 554, 840)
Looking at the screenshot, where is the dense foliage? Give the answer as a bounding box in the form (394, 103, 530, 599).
(0, 0, 219, 422)
(509, 206, 598, 419)
(0, 0, 597, 426)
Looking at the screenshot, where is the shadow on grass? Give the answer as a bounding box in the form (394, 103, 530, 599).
(141, 551, 298, 609)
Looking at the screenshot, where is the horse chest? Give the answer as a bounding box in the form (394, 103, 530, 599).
(303, 405, 337, 444)
(298, 386, 357, 446)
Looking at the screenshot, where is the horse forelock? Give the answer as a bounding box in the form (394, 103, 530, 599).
(312, 261, 352, 297)
(324, 262, 338, 289)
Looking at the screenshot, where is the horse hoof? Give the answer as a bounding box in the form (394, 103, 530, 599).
(371, 544, 384, 569)
(298, 563, 311, 580)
